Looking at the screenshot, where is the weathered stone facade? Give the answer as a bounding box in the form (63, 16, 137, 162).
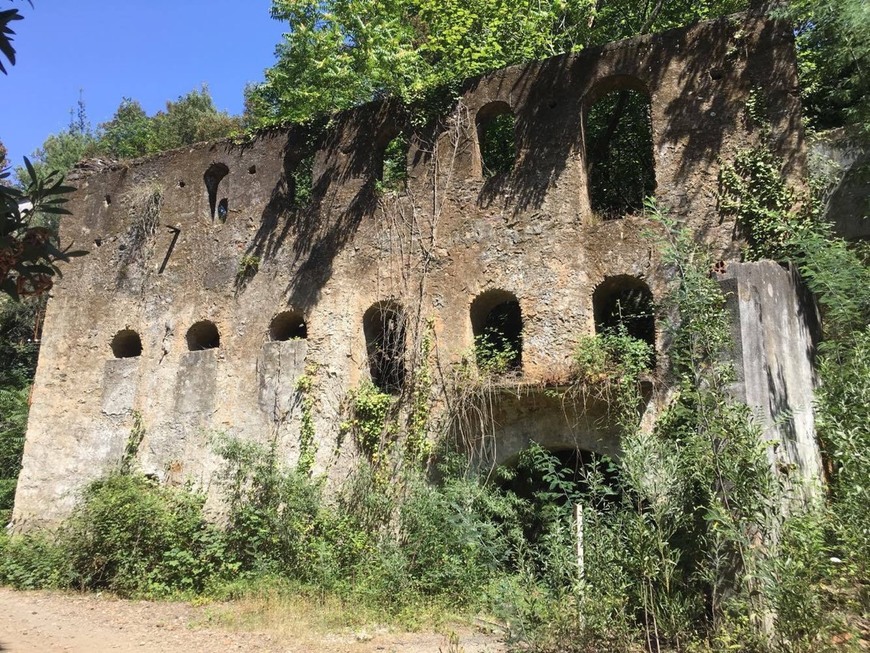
(12, 14, 822, 528)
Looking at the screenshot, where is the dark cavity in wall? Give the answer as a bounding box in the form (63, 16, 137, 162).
(186, 320, 220, 351)
(477, 101, 517, 178)
(585, 84, 655, 219)
(499, 447, 622, 551)
(363, 301, 406, 393)
(203, 162, 229, 221)
(593, 275, 656, 366)
(110, 329, 142, 359)
(270, 311, 307, 341)
(471, 289, 523, 372)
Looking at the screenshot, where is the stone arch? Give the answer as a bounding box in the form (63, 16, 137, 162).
(593, 275, 656, 362)
(470, 289, 522, 372)
(363, 301, 406, 393)
(186, 320, 220, 351)
(110, 329, 142, 359)
(476, 101, 517, 178)
(269, 310, 307, 341)
(582, 76, 656, 219)
(203, 162, 229, 221)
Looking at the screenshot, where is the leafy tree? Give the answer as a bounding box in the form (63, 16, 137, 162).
(151, 86, 240, 151)
(97, 99, 153, 159)
(22, 88, 239, 180)
(95, 87, 240, 159)
(1, 161, 83, 300)
(246, 0, 749, 126)
(788, 0, 870, 135)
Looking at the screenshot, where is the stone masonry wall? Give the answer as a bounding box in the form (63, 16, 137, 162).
(13, 14, 816, 528)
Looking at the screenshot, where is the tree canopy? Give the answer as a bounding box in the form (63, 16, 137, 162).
(245, 0, 749, 127)
(23, 86, 241, 181)
(789, 0, 870, 135)
(245, 0, 869, 139)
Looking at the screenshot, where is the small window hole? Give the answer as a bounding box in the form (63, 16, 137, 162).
(269, 311, 307, 341)
(186, 320, 220, 351)
(217, 198, 228, 223)
(111, 329, 142, 358)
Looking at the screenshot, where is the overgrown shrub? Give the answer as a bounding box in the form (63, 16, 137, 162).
(0, 530, 71, 590)
(62, 472, 223, 596)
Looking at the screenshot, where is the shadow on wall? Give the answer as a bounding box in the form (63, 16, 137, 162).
(477, 15, 797, 234)
(240, 103, 410, 311)
(237, 16, 798, 308)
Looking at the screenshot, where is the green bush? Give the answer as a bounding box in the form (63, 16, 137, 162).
(63, 472, 223, 596)
(0, 530, 71, 590)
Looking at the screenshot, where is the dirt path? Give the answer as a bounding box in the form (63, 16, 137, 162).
(0, 589, 506, 653)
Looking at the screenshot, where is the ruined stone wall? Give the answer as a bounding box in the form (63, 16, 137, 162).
(13, 15, 814, 528)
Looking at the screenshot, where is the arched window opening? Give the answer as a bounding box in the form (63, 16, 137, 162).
(363, 302, 406, 394)
(585, 83, 655, 219)
(378, 134, 409, 191)
(203, 162, 229, 221)
(111, 329, 142, 359)
(470, 289, 522, 373)
(476, 102, 517, 178)
(593, 276, 655, 366)
(186, 320, 220, 351)
(289, 153, 314, 208)
(269, 311, 307, 341)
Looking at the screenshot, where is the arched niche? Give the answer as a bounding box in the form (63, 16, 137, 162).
(583, 76, 655, 219)
(110, 329, 142, 359)
(269, 310, 307, 341)
(470, 289, 522, 373)
(592, 275, 656, 366)
(363, 301, 406, 393)
(476, 101, 517, 178)
(186, 320, 220, 351)
(377, 133, 409, 191)
(287, 153, 314, 208)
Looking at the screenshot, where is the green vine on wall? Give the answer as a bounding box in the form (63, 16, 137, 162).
(719, 87, 812, 263)
(719, 144, 806, 261)
(570, 328, 653, 436)
(406, 318, 434, 462)
(121, 411, 145, 474)
(295, 364, 318, 475)
(342, 382, 396, 476)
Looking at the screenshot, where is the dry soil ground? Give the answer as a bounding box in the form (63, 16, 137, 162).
(0, 588, 506, 653)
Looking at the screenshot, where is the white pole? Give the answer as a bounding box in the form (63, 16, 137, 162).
(575, 504, 584, 581)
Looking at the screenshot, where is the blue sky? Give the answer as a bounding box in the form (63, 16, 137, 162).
(1, 0, 286, 165)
